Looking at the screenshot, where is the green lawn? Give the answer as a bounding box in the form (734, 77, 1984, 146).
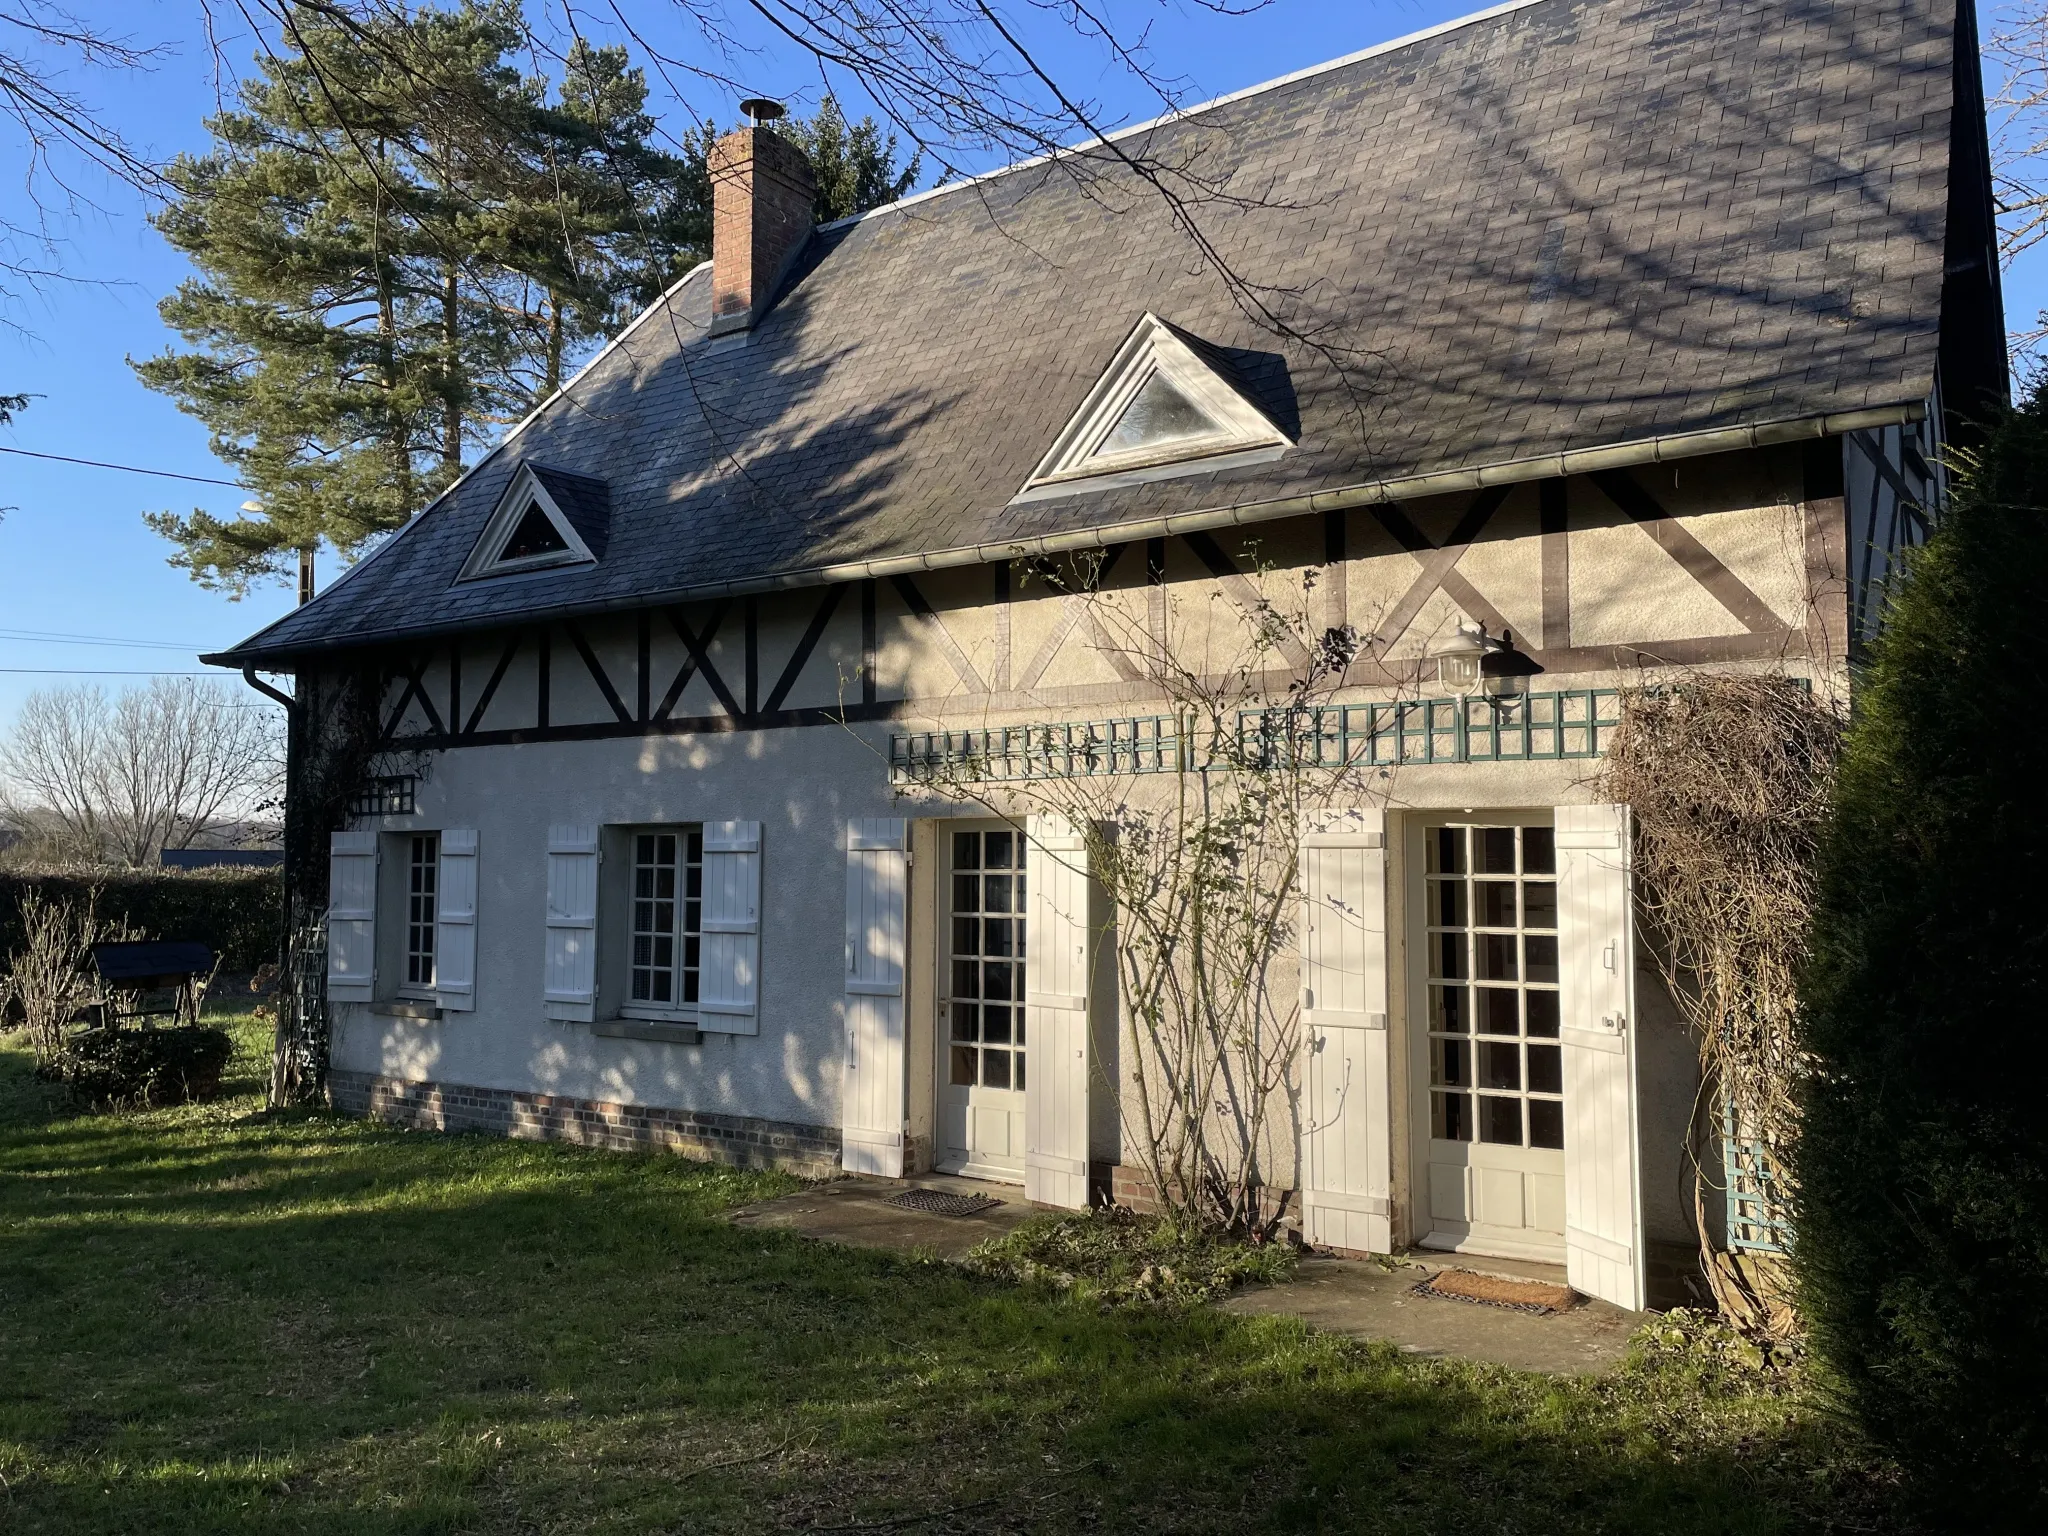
(0, 1014, 1902, 1534)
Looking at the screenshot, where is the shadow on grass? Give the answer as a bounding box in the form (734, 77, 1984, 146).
(0, 1039, 1898, 1535)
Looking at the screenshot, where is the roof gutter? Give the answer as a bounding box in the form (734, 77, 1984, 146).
(204, 400, 1922, 668)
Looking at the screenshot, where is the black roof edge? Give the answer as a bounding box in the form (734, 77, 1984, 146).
(201, 400, 1924, 671)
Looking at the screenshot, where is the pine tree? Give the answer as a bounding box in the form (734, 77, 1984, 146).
(137, 5, 919, 597)
(135, 3, 687, 594)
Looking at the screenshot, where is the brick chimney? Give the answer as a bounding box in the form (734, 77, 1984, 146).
(708, 123, 816, 334)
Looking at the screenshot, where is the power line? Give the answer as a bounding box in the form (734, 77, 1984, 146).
(0, 628, 211, 651)
(0, 667, 223, 676)
(0, 445, 243, 488)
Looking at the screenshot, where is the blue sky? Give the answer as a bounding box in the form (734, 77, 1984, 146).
(0, 1, 2034, 735)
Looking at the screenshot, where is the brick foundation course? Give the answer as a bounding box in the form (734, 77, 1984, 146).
(328, 1070, 842, 1178)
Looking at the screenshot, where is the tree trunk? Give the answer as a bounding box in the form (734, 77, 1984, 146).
(442, 261, 462, 473)
(546, 291, 564, 398)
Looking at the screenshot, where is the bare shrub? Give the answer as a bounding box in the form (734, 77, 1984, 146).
(0, 889, 133, 1065)
(1598, 673, 1842, 1332)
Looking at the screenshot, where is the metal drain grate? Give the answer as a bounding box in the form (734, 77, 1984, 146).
(886, 1188, 1004, 1218)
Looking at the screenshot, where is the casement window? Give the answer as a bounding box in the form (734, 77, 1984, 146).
(402, 833, 440, 995)
(324, 827, 477, 1014)
(1424, 823, 1563, 1151)
(627, 828, 704, 1012)
(558, 820, 759, 1032)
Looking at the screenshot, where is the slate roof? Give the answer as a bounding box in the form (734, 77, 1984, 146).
(216, 0, 1973, 665)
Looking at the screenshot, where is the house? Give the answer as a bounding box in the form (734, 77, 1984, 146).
(207, 0, 2003, 1310)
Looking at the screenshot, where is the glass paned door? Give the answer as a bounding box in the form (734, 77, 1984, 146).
(1416, 819, 1566, 1260)
(938, 825, 1027, 1180)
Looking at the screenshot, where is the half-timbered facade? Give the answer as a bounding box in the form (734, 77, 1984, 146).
(212, 0, 2003, 1309)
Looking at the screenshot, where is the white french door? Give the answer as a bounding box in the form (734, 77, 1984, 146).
(1411, 816, 1567, 1262)
(936, 823, 1027, 1181)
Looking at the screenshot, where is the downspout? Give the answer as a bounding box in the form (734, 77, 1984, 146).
(242, 666, 299, 1002)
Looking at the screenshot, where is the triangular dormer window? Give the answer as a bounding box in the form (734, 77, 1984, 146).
(456, 462, 602, 581)
(1015, 313, 1292, 502)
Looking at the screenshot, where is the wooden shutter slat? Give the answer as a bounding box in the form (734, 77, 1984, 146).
(1557, 801, 1644, 1310)
(326, 830, 378, 1000)
(543, 824, 599, 1021)
(698, 819, 761, 1034)
(1299, 807, 1392, 1254)
(435, 829, 478, 1012)
(1025, 814, 1090, 1209)
(842, 818, 908, 1176)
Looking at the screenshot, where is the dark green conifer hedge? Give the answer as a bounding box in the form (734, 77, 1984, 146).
(1797, 386, 2048, 1523)
(0, 869, 280, 974)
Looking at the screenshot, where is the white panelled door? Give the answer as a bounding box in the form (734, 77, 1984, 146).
(543, 825, 599, 1021)
(327, 830, 379, 1001)
(1556, 803, 1645, 1310)
(435, 829, 478, 1012)
(1024, 814, 1091, 1209)
(844, 818, 909, 1177)
(1299, 807, 1392, 1254)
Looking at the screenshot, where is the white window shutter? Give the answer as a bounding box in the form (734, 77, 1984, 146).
(435, 829, 478, 1012)
(1556, 803, 1645, 1310)
(1299, 807, 1392, 1254)
(698, 820, 762, 1035)
(842, 818, 908, 1176)
(1025, 814, 1091, 1209)
(543, 825, 599, 1022)
(326, 830, 378, 1001)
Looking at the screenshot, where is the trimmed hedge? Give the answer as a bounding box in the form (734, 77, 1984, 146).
(0, 868, 281, 974)
(39, 1026, 235, 1108)
(1796, 387, 2048, 1524)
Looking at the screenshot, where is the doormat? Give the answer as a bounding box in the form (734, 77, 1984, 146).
(886, 1188, 1005, 1218)
(1412, 1269, 1579, 1315)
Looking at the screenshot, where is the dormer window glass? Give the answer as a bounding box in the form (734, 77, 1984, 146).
(1015, 312, 1293, 503)
(1101, 373, 1216, 456)
(500, 501, 570, 562)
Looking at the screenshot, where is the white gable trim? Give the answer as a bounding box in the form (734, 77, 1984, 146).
(455, 462, 598, 582)
(1013, 313, 1291, 503)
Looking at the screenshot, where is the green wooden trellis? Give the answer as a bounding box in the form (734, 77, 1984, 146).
(890, 689, 1622, 784)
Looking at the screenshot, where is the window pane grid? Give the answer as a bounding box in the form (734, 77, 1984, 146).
(1425, 823, 1563, 1150)
(406, 834, 438, 988)
(630, 828, 703, 1006)
(949, 829, 1027, 1092)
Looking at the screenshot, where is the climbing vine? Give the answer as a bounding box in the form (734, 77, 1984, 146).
(1598, 672, 1842, 1333)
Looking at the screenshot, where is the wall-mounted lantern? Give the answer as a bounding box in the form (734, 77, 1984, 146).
(1429, 621, 1544, 710)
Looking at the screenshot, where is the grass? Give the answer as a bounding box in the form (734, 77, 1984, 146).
(0, 1012, 1906, 1534)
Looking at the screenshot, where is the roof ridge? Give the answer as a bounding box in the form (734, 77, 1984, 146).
(816, 0, 1549, 235)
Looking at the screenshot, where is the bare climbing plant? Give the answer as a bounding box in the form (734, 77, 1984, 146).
(1597, 673, 1842, 1334)
(896, 552, 1392, 1237)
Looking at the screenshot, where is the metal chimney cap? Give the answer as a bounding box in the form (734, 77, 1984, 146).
(739, 98, 786, 126)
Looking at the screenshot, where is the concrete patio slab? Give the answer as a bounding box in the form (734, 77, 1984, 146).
(1224, 1255, 1637, 1375)
(726, 1174, 1033, 1260)
(726, 1179, 1637, 1374)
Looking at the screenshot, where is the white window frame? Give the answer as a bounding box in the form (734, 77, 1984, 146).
(620, 824, 706, 1024)
(1013, 312, 1291, 502)
(455, 462, 597, 581)
(399, 831, 440, 999)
